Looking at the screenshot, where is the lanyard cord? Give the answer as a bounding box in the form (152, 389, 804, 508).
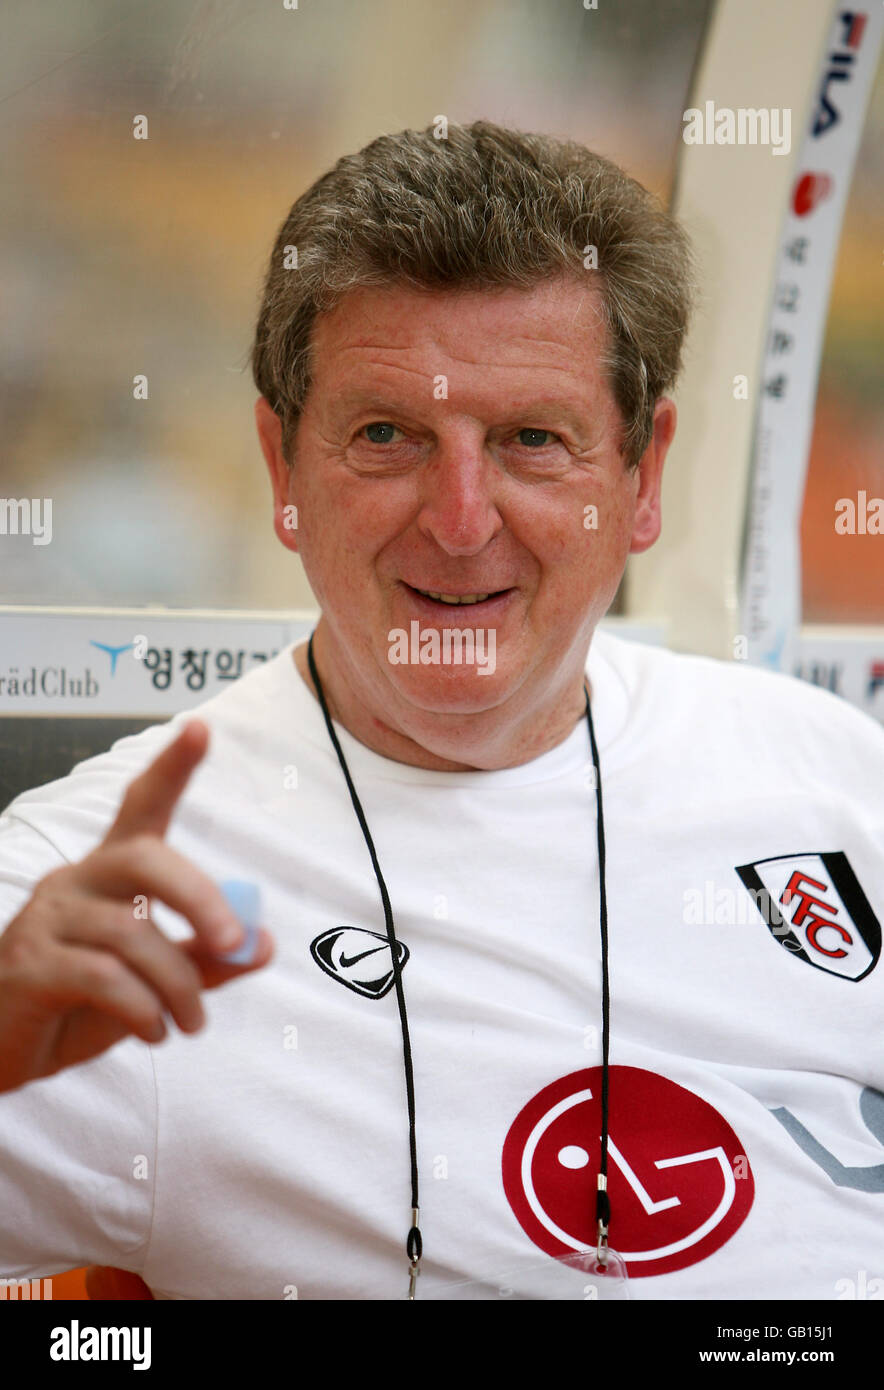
(584, 680, 612, 1262)
(307, 632, 612, 1294)
(307, 635, 423, 1274)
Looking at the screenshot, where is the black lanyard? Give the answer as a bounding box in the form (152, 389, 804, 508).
(307, 631, 612, 1298)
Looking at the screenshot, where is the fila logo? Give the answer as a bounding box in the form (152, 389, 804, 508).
(310, 926, 409, 999)
(735, 852, 881, 981)
(811, 10, 867, 139)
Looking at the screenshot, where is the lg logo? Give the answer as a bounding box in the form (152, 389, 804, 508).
(502, 1067, 754, 1278)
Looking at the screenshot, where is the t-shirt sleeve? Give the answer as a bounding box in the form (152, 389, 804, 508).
(0, 765, 164, 1279)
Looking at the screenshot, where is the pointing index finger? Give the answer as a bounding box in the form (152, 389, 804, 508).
(104, 719, 210, 846)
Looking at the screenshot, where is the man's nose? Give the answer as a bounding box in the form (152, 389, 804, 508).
(414, 441, 503, 554)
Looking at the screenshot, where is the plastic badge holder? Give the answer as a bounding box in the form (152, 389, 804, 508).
(414, 1247, 629, 1300)
(216, 880, 261, 965)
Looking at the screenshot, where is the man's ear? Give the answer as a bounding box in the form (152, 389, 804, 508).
(255, 396, 300, 555)
(629, 397, 677, 555)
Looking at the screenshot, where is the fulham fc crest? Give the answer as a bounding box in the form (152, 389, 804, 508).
(735, 852, 881, 981)
(310, 926, 409, 999)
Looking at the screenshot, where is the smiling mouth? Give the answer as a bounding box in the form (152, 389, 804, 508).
(405, 584, 513, 607)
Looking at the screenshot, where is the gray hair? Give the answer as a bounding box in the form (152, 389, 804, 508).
(251, 119, 695, 469)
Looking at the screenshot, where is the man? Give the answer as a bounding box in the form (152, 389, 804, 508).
(0, 120, 882, 1301)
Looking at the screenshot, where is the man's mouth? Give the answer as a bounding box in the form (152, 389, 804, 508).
(404, 583, 514, 608)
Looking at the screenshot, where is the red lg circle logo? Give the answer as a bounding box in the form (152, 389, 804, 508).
(502, 1067, 754, 1277)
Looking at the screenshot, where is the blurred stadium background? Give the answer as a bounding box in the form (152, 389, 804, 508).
(1, 0, 879, 621)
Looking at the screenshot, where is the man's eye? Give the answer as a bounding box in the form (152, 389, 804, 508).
(362, 422, 401, 444)
(516, 428, 558, 448)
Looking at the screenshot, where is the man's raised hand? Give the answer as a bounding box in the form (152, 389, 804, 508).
(0, 720, 273, 1094)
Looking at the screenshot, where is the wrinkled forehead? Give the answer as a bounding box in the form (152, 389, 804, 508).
(305, 276, 613, 411)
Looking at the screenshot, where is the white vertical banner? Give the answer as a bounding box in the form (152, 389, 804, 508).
(739, 6, 883, 671)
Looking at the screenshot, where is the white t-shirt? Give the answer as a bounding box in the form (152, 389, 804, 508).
(0, 629, 882, 1301)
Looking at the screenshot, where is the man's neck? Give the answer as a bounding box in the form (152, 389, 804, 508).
(292, 632, 591, 773)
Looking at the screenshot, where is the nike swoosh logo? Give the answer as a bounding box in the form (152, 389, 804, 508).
(338, 946, 387, 969)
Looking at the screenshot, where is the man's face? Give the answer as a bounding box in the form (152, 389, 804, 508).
(259, 276, 674, 722)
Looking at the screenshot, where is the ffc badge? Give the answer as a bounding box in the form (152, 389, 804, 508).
(735, 852, 881, 981)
